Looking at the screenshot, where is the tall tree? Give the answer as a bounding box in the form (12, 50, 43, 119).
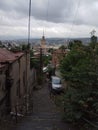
(60, 42, 98, 124)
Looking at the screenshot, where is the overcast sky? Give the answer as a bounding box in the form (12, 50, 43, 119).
(0, 0, 98, 40)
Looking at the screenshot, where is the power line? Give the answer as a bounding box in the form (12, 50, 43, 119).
(46, 0, 50, 22)
(68, 0, 81, 37)
(44, 0, 81, 38)
(43, 0, 50, 36)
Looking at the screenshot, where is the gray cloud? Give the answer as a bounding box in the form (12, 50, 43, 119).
(0, 0, 98, 25)
(0, 0, 98, 38)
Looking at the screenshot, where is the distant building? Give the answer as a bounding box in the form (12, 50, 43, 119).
(40, 35, 47, 54)
(41, 35, 46, 48)
(52, 48, 67, 67)
(33, 35, 47, 55)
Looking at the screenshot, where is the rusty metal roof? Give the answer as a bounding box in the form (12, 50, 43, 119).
(0, 48, 24, 63)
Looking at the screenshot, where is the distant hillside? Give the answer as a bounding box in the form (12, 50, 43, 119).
(2, 37, 92, 46)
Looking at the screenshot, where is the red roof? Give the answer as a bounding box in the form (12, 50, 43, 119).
(14, 52, 24, 58)
(0, 48, 24, 63)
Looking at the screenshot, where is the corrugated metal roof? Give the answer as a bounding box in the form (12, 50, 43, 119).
(0, 48, 24, 63)
(14, 52, 24, 58)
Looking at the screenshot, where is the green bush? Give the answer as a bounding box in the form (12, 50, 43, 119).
(60, 41, 98, 128)
(37, 75, 43, 85)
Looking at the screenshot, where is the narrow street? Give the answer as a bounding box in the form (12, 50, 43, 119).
(3, 82, 77, 130)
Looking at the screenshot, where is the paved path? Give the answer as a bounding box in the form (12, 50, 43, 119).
(10, 83, 77, 130)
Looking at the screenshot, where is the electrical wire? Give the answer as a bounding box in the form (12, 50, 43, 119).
(43, 0, 81, 39)
(28, 0, 80, 39)
(68, 0, 81, 38)
(43, 0, 50, 37)
(46, 0, 50, 23)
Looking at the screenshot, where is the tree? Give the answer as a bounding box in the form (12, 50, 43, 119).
(0, 41, 2, 45)
(30, 58, 39, 69)
(60, 42, 98, 125)
(22, 44, 28, 51)
(42, 55, 52, 66)
(68, 40, 83, 50)
(48, 48, 54, 54)
(59, 45, 66, 52)
(90, 30, 98, 49)
(0, 41, 3, 48)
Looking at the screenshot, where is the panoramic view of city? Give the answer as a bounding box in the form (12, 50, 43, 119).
(0, 0, 98, 130)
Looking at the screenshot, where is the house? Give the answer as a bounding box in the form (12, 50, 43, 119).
(0, 64, 7, 117)
(52, 48, 67, 67)
(0, 48, 34, 118)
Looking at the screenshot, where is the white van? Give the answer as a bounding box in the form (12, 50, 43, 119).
(51, 76, 64, 93)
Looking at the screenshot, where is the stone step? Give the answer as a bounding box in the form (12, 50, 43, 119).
(24, 113, 61, 121)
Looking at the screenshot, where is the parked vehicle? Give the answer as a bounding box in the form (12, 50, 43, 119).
(50, 76, 64, 94)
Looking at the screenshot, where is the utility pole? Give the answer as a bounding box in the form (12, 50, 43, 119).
(26, 0, 31, 113)
(40, 47, 43, 75)
(28, 0, 31, 49)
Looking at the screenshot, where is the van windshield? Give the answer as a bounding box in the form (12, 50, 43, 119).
(52, 78, 61, 84)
